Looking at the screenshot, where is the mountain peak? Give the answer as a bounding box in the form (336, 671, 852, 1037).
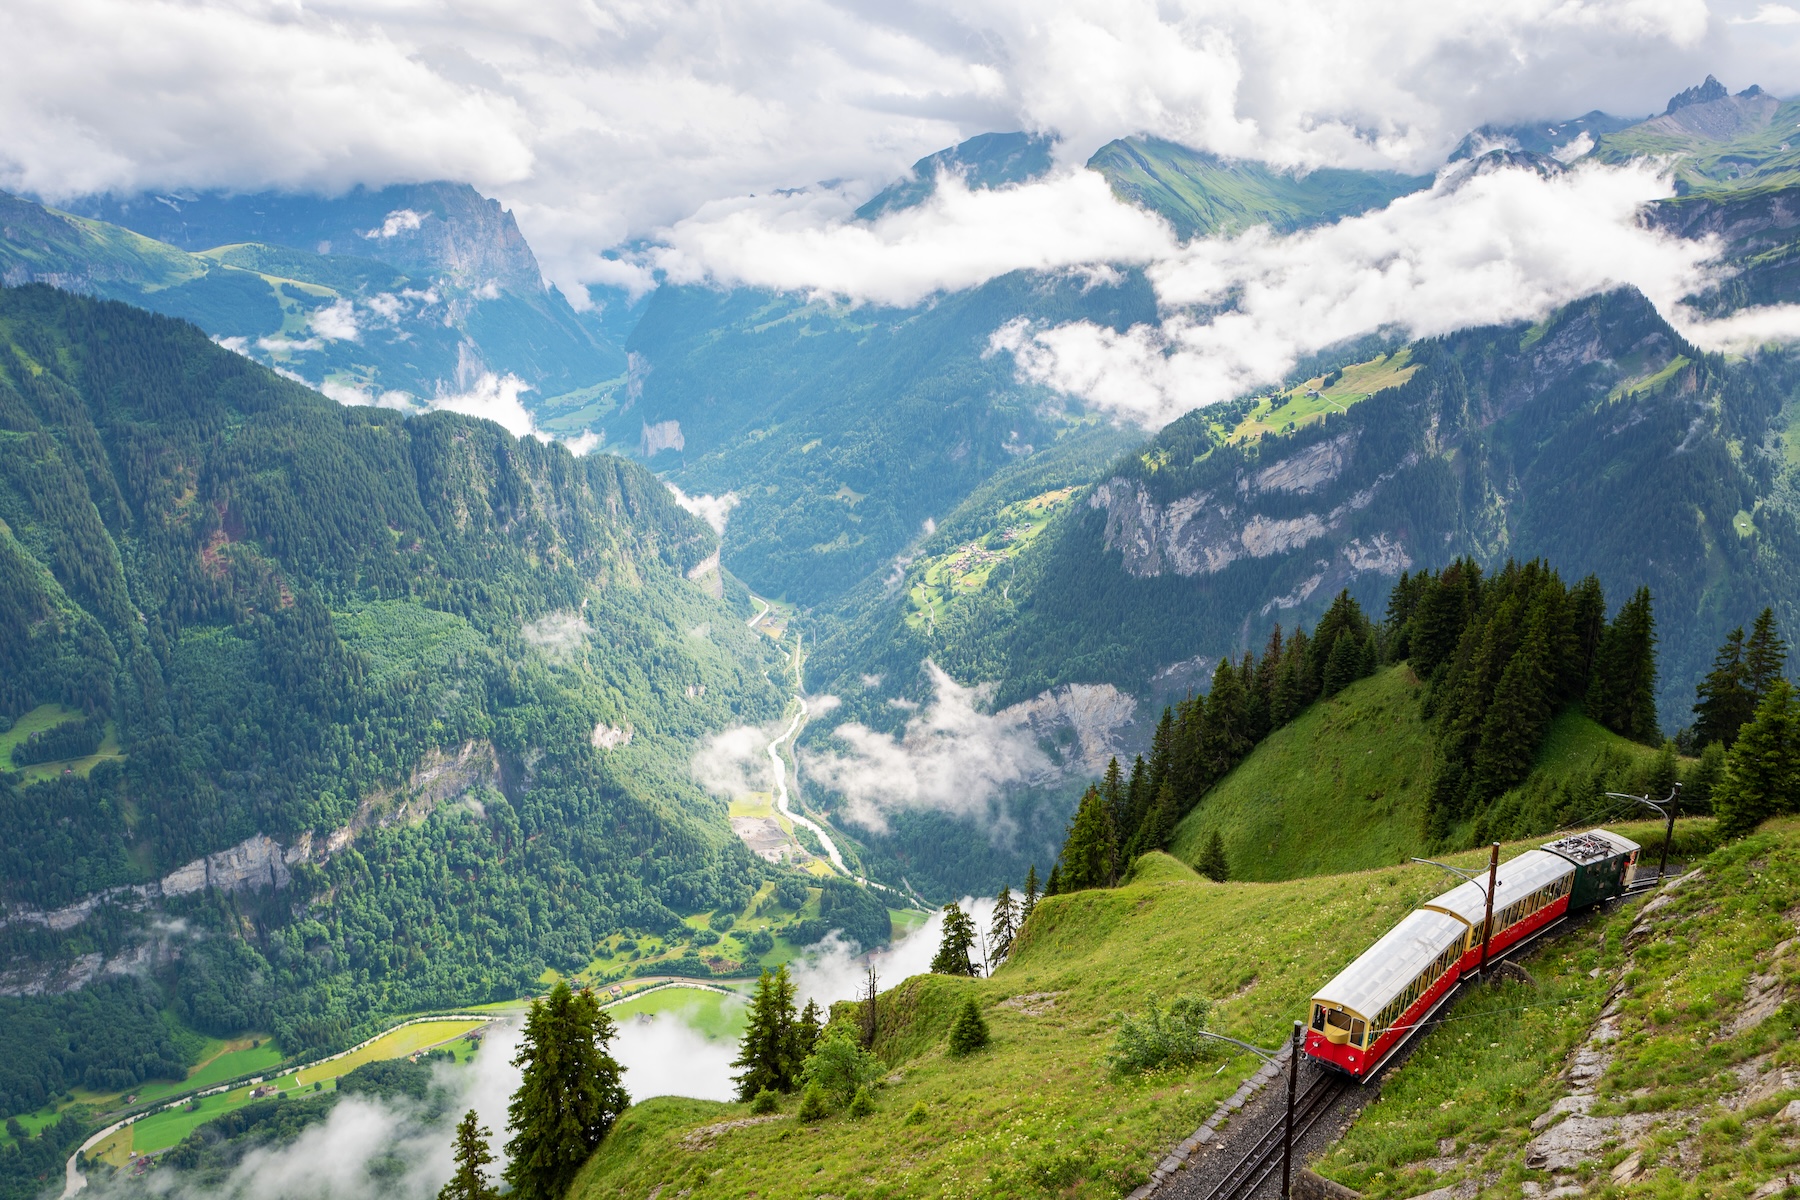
(1664, 75, 1728, 115)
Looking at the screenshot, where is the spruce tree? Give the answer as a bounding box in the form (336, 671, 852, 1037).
(946, 998, 990, 1056)
(1021, 866, 1040, 921)
(1468, 619, 1555, 802)
(1044, 863, 1062, 896)
(1123, 755, 1149, 849)
(1100, 757, 1126, 840)
(1145, 708, 1175, 802)
(930, 903, 980, 976)
(1200, 658, 1252, 786)
(1692, 625, 1753, 749)
(1058, 784, 1119, 890)
(796, 997, 823, 1062)
(504, 983, 629, 1200)
(989, 886, 1019, 963)
(438, 1110, 499, 1200)
(1195, 831, 1230, 882)
(1270, 646, 1306, 728)
(1715, 680, 1800, 838)
(1745, 608, 1788, 702)
(1587, 587, 1659, 743)
(1136, 782, 1179, 854)
(731, 966, 802, 1099)
(1321, 632, 1361, 698)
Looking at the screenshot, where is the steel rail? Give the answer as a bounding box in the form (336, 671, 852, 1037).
(1198, 1069, 1348, 1200)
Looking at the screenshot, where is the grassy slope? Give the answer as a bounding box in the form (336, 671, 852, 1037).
(1086, 137, 1428, 240)
(1166, 666, 1670, 882)
(1594, 96, 1800, 194)
(1317, 818, 1799, 1200)
(570, 831, 1671, 1200)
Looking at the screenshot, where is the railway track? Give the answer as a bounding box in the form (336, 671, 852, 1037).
(1197, 1066, 1350, 1200)
(1184, 869, 1670, 1200)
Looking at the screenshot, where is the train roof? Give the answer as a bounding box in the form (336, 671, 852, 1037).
(1311, 907, 1467, 1019)
(1542, 828, 1639, 865)
(1422, 849, 1573, 927)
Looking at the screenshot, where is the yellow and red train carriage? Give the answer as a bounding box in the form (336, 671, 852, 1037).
(1304, 829, 1638, 1079)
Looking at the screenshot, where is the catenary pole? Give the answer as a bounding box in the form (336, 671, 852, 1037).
(1282, 1020, 1301, 1200)
(1477, 842, 1500, 977)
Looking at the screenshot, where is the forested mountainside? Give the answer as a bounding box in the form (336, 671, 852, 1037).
(1, 185, 627, 407)
(821, 289, 1797, 729)
(0, 283, 786, 1072)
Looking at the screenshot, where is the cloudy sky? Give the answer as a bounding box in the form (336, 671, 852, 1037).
(4, 0, 1796, 283)
(7, 0, 1800, 425)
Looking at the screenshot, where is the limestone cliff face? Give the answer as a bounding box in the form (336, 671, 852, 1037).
(1087, 434, 1417, 586)
(0, 740, 502, 985)
(1001, 682, 1139, 780)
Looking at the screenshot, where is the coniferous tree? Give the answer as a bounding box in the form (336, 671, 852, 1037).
(1123, 755, 1149, 848)
(438, 1110, 499, 1200)
(1145, 708, 1175, 802)
(989, 886, 1018, 964)
(1239, 651, 1269, 743)
(930, 904, 980, 976)
(1321, 631, 1362, 698)
(731, 967, 802, 1099)
(1468, 618, 1556, 802)
(504, 983, 629, 1200)
(796, 998, 823, 1061)
(946, 997, 990, 1056)
(1410, 559, 1481, 679)
(1693, 626, 1754, 749)
(1021, 866, 1040, 922)
(1058, 784, 1119, 890)
(1269, 637, 1309, 728)
(1199, 658, 1252, 789)
(859, 967, 880, 1048)
(1133, 782, 1180, 855)
(1044, 863, 1062, 896)
(1745, 608, 1788, 702)
(1714, 680, 1800, 838)
(1195, 831, 1230, 882)
(1099, 757, 1127, 854)
(1587, 586, 1659, 743)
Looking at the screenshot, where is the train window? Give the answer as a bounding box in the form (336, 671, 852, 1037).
(1350, 1018, 1366, 1045)
(1325, 1010, 1353, 1031)
(1312, 1006, 1325, 1032)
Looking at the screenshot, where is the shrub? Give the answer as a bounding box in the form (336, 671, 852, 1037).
(750, 1088, 780, 1115)
(797, 1083, 828, 1122)
(747, 930, 774, 956)
(801, 1026, 882, 1107)
(946, 998, 989, 1057)
(847, 1085, 874, 1119)
(1106, 995, 1218, 1075)
(904, 1101, 928, 1126)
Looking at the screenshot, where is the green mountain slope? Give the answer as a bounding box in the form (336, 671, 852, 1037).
(0, 284, 787, 1089)
(1593, 87, 1800, 194)
(568, 814, 1722, 1200)
(9, 185, 626, 408)
(1086, 136, 1429, 240)
(906, 289, 1793, 726)
(1163, 665, 1674, 882)
(856, 131, 1055, 220)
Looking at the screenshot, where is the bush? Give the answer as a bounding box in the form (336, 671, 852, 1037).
(797, 1083, 828, 1122)
(946, 998, 989, 1057)
(847, 1085, 874, 1119)
(1106, 995, 1219, 1075)
(747, 930, 774, 956)
(749, 1088, 780, 1115)
(801, 1026, 883, 1107)
(711, 913, 736, 932)
(904, 1100, 928, 1125)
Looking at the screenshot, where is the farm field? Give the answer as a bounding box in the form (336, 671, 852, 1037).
(86, 1018, 490, 1167)
(904, 487, 1078, 633)
(607, 986, 749, 1041)
(1225, 349, 1418, 443)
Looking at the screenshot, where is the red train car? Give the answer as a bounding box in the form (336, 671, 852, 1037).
(1304, 829, 1638, 1080)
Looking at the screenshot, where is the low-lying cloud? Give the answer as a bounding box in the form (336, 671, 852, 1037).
(802, 662, 1050, 840)
(520, 610, 592, 664)
(666, 485, 741, 536)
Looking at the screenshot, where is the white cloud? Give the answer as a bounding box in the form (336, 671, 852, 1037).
(309, 299, 360, 342)
(426, 372, 539, 440)
(4, 0, 1793, 299)
(991, 160, 1722, 426)
(609, 1011, 740, 1102)
(802, 662, 1051, 839)
(789, 895, 1002, 1007)
(521, 610, 592, 664)
(1732, 3, 1800, 21)
(1678, 302, 1800, 348)
(692, 723, 776, 800)
(666, 484, 741, 536)
(365, 208, 427, 238)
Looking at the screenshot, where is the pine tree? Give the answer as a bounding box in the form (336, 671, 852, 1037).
(946, 998, 990, 1056)
(1044, 863, 1062, 896)
(1100, 757, 1126, 840)
(1145, 708, 1175, 802)
(859, 967, 880, 1049)
(1058, 784, 1119, 890)
(930, 903, 980, 976)
(1123, 755, 1149, 849)
(1745, 608, 1788, 702)
(438, 1110, 499, 1200)
(1200, 658, 1252, 787)
(1195, 831, 1230, 882)
(504, 983, 630, 1200)
(989, 886, 1019, 963)
(1021, 866, 1039, 922)
(1270, 644, 1307, 729)
(1692, 625, 1754, 749)
(1715, 680, 1800, 838)
(1567, 573, 1608, 690)
(731, 966, 802, 1099)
